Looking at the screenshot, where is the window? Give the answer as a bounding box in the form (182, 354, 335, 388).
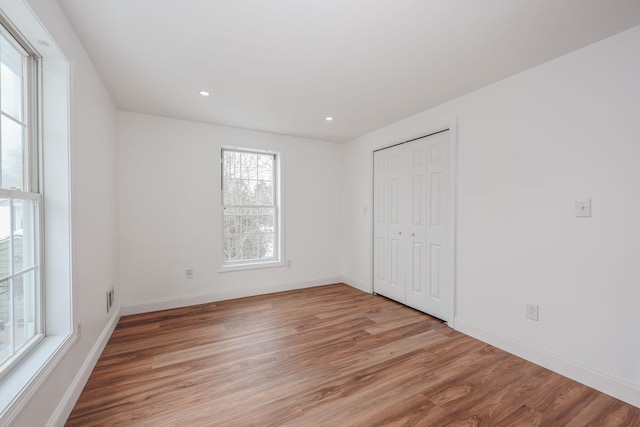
(222, 148, 281, 267)
(0, 23, 42, 377)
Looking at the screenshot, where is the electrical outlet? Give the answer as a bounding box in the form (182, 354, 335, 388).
(526, 304, 539, 321)
(106, 287, 115, 313)
(186, 268, 193, 279)
(286, 260, 293, 268)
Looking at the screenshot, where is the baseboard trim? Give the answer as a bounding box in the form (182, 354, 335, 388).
(455, 318, 640, 409)
(120, 278, 343, 316)
(341, 276, 372, 294)
(47, 310, 121, 427)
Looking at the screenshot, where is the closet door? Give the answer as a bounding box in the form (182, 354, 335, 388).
(373, 131, 452, 322)
(373, 144, 406, 303)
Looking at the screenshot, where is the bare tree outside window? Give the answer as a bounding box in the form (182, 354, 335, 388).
(222, 149, 278, 264)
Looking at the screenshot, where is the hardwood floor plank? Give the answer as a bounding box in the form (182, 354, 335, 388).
(66, 284, 640, 426)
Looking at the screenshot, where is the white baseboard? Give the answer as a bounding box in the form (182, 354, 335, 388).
(120, 277, 343, 316)
(455, 319, 640, 409)
(341, 276, 372, 294)
(47, 310, 121, 427)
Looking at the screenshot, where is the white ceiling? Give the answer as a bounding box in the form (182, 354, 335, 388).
(57, 0, 640, 143)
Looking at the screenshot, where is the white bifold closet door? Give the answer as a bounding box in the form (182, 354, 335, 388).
(373, 130, 452, 322)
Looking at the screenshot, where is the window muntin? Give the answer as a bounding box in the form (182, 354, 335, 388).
(0, 24, 42, 376)
(222, 149, 280, 265)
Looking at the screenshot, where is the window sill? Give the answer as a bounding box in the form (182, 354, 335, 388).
(0, 332, 74, 422)
(219, 260, 285, 273)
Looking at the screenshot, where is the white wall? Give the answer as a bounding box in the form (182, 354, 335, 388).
(118, 112, 343, 313)
(5, 1, 120, 426)
(342, 26, 640, 406)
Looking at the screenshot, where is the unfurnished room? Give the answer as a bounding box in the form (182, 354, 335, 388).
(0, 0, 639, 426)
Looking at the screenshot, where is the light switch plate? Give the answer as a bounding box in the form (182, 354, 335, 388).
(575, 199, 591, 217)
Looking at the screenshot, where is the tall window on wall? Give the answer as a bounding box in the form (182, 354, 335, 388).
(222, 148, 281, 268)
(0, 23, 42, 377)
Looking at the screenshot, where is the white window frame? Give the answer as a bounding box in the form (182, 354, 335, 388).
(0, 2, 72, 422)
(220, 147, 284, 271)
(0, 18, 43, 380)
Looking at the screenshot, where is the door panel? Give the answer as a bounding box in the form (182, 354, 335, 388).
(411, 241, 423, 294)
(429, 243, 441, 298)
(424, 133, 450, 320)
(373, 154, 389, 297)
(373, 145, 404, 302)
(405, 139, 428, 311)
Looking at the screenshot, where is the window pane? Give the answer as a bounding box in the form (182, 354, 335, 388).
(0, 35, 24, 121)
(223, 207, 241, 235)
(222, 179, 238, 205)
(1, 115, 25, 190)
(240, 153, 258, 181)
(13, 270, 36, 351)
(257, 154, 273, 182)
(256, 180, 274, 205)
(0, 23, 41, 376)
(0, 198, 10, 279)
(0, 280, 10, 366)
(257, 215, 271, 232)
(224, 232, 257, 262)
(0, 196, 39, 365)
(258, 234, 274, 259)
(14, 198, 36, 272)
(223, 206, 275, 262)
(240, 235, 258, 261)
(223, 151, 275, 206)
(223, 178, 274, 206)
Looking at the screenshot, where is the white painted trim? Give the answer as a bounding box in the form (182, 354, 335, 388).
(45, 309, 120, 427)
(219, 147, 286, 273)
(446, 117, 458, 329)
(218, 259, 285, 273)
(341, 276, 372, 294)
(455, 318, 640, 409)
(0, 333, 73, 426)
(120, 278, 342, 316)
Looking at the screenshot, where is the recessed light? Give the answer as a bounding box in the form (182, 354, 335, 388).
(199, 91, 210, 96)
(325, 116, 333, 121)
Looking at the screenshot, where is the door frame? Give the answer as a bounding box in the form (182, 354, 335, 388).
(371, 118, 457, 327)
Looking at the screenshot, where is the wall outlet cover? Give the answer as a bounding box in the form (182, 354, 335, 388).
(526, 304, 539, 321)
(575, 199, 591, 217)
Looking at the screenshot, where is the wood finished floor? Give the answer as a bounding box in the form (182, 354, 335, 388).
(66, 284, 639, 426)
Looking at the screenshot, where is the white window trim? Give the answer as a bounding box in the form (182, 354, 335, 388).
(219, 147, 285, 272)
(0, 0, 73, 422)
(0, 14, 45, 381)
